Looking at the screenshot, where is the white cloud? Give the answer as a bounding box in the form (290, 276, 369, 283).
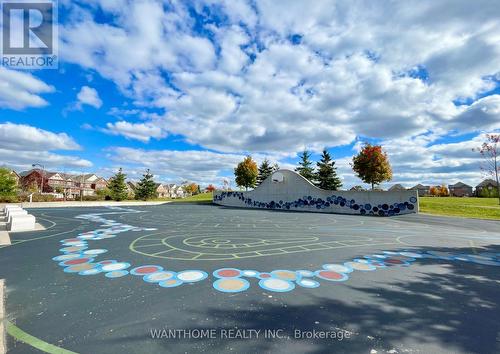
(103, 121, 167, 143)
(0, 123, 92, 170)
(76, 86, 103, 109)
(55, 0, 500, 184)
(0, 67, 54, 110)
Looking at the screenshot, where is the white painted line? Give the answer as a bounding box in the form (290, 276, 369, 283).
(0, 279, 5, 354)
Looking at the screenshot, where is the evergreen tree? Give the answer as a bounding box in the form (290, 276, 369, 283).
(108, 168, 128, 201)
(135, 169, 157, 200)
(257, 159, 274, 185)
(295, 150, 316, 182)
(315, 149, 342, 190)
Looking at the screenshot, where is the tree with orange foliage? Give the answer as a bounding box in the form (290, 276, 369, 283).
(438, 184, 449, 197)
(351, 143, 392, 190)
(206, 184, 216, 192)
(234, 156, 258, 190)
(429, 186, 439, 196)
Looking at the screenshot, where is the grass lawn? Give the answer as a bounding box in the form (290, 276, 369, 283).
(159, 192, 213, 203)
(419, 197, 500, 220)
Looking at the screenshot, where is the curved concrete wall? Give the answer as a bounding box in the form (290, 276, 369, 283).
(213, 170, 418, 216)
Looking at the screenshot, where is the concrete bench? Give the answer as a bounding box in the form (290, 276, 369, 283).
(3, 205, 22, 214)
(6, 209, 28, 220)
(7, 214, 36, 232)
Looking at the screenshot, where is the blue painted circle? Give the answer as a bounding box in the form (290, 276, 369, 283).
(296, 279, 320, 288)
(105, 270, 129, 278)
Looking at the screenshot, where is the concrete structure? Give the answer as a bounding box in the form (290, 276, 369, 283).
(7, 214, 36, 232)
(448, 182, 473, 197)
(214, 170, 418, 216)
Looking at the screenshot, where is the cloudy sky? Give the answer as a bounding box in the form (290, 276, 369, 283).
(1, 0, 499, 188)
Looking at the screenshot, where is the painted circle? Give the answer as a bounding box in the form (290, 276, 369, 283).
(213, 278, 250, 293)
(400, 251, 423, 258)
(64, 263, 96, 273)
(344, 261, 376, 271)
(130, 265, 163, 275)
(60, 246, 87, 253)
(271, 270, 300, 281)
(242, 270, 259, 277)
(213, 268, 242, 278)
(159, 279, 183, 288)
(259, 278, 295, 292)
(257, 273, 272, 279)
(297, 279, 320, 288)
(322, 264, 353, 273)
(83, 249, 108, 256)
(144, 271, 176, 283)
(79, 268, 102, 276)
(296, 270, 314, 277)
(177, 270, 208, 282)
(101, 262, 131, 272)
(105, 270, 129, 278)
(52, 254, 83, 261)
(314, 270, 348, 282)
(62, 257, 93, 266)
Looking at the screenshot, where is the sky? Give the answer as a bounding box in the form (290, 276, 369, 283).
(1, 0, 499, 189)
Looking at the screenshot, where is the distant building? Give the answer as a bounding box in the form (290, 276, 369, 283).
(409, 184, 430, 197)
(448, 182, 473, 197)
(155, 183, 169, 198)
(388, 184, 406, 191)
(475, 179, 498, 196)
(19, 169, 107, 198)
(126, 181, 137, 198)
(166, 184, 186, 198)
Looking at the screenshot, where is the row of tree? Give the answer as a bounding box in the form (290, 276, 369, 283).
(233, 143, 393, 191)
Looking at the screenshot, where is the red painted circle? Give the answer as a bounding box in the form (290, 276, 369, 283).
(318, 271, 344, 280)
(134, 266, 161, 274)
(385, 259, 404, 264)
(64, 258, 91, 265)
(217, 269, 240, 277)
(99, 260, 115, 265)
(260, 273, 271, 278)
(63, 238, 81, 242)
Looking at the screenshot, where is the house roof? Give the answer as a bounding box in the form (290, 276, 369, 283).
(449, 181, 472, 188)
(476, 179, 498, 188)
(410, 184, 430, 189)
(388, 184, 406, 191)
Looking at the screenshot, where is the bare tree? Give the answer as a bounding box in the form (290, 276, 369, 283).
(474, 134, 500, 205)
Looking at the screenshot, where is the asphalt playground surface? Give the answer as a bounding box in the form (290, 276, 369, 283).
(1, 203, 499, 354)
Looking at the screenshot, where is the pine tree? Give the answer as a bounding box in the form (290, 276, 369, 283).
(295, 150, 316, 182)
(108, 168, 128, 201)
(135, 169, 157, 200)
(257, 159, 274, 185)
(315, 149, 342, 190)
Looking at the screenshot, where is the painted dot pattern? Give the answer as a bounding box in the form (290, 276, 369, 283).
(52, 207, 500, 295)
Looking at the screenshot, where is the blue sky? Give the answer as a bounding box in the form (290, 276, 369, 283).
(1, 0, 499, 188)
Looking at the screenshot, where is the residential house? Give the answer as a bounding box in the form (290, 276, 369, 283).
(126, 181, 137, 198)
(475, 179, 498, 197)
(166, 184, 186, 198)
(409, 184, 430, 197)
(448, 182, 473, 197)
(388, 184, 406, 191)
(72, 174, 108, 197)
(156, 183, 169, 198)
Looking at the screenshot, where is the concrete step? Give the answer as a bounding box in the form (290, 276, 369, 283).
(0, 221, 6, 231)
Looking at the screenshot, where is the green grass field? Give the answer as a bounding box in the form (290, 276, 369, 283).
(419, 197, 500, 220)
(163, 192, 213, 203)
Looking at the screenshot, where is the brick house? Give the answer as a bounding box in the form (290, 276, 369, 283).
(409, 184, 430, 197)
(448, 182, 473, 197)
(475, 179, 498, 197)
